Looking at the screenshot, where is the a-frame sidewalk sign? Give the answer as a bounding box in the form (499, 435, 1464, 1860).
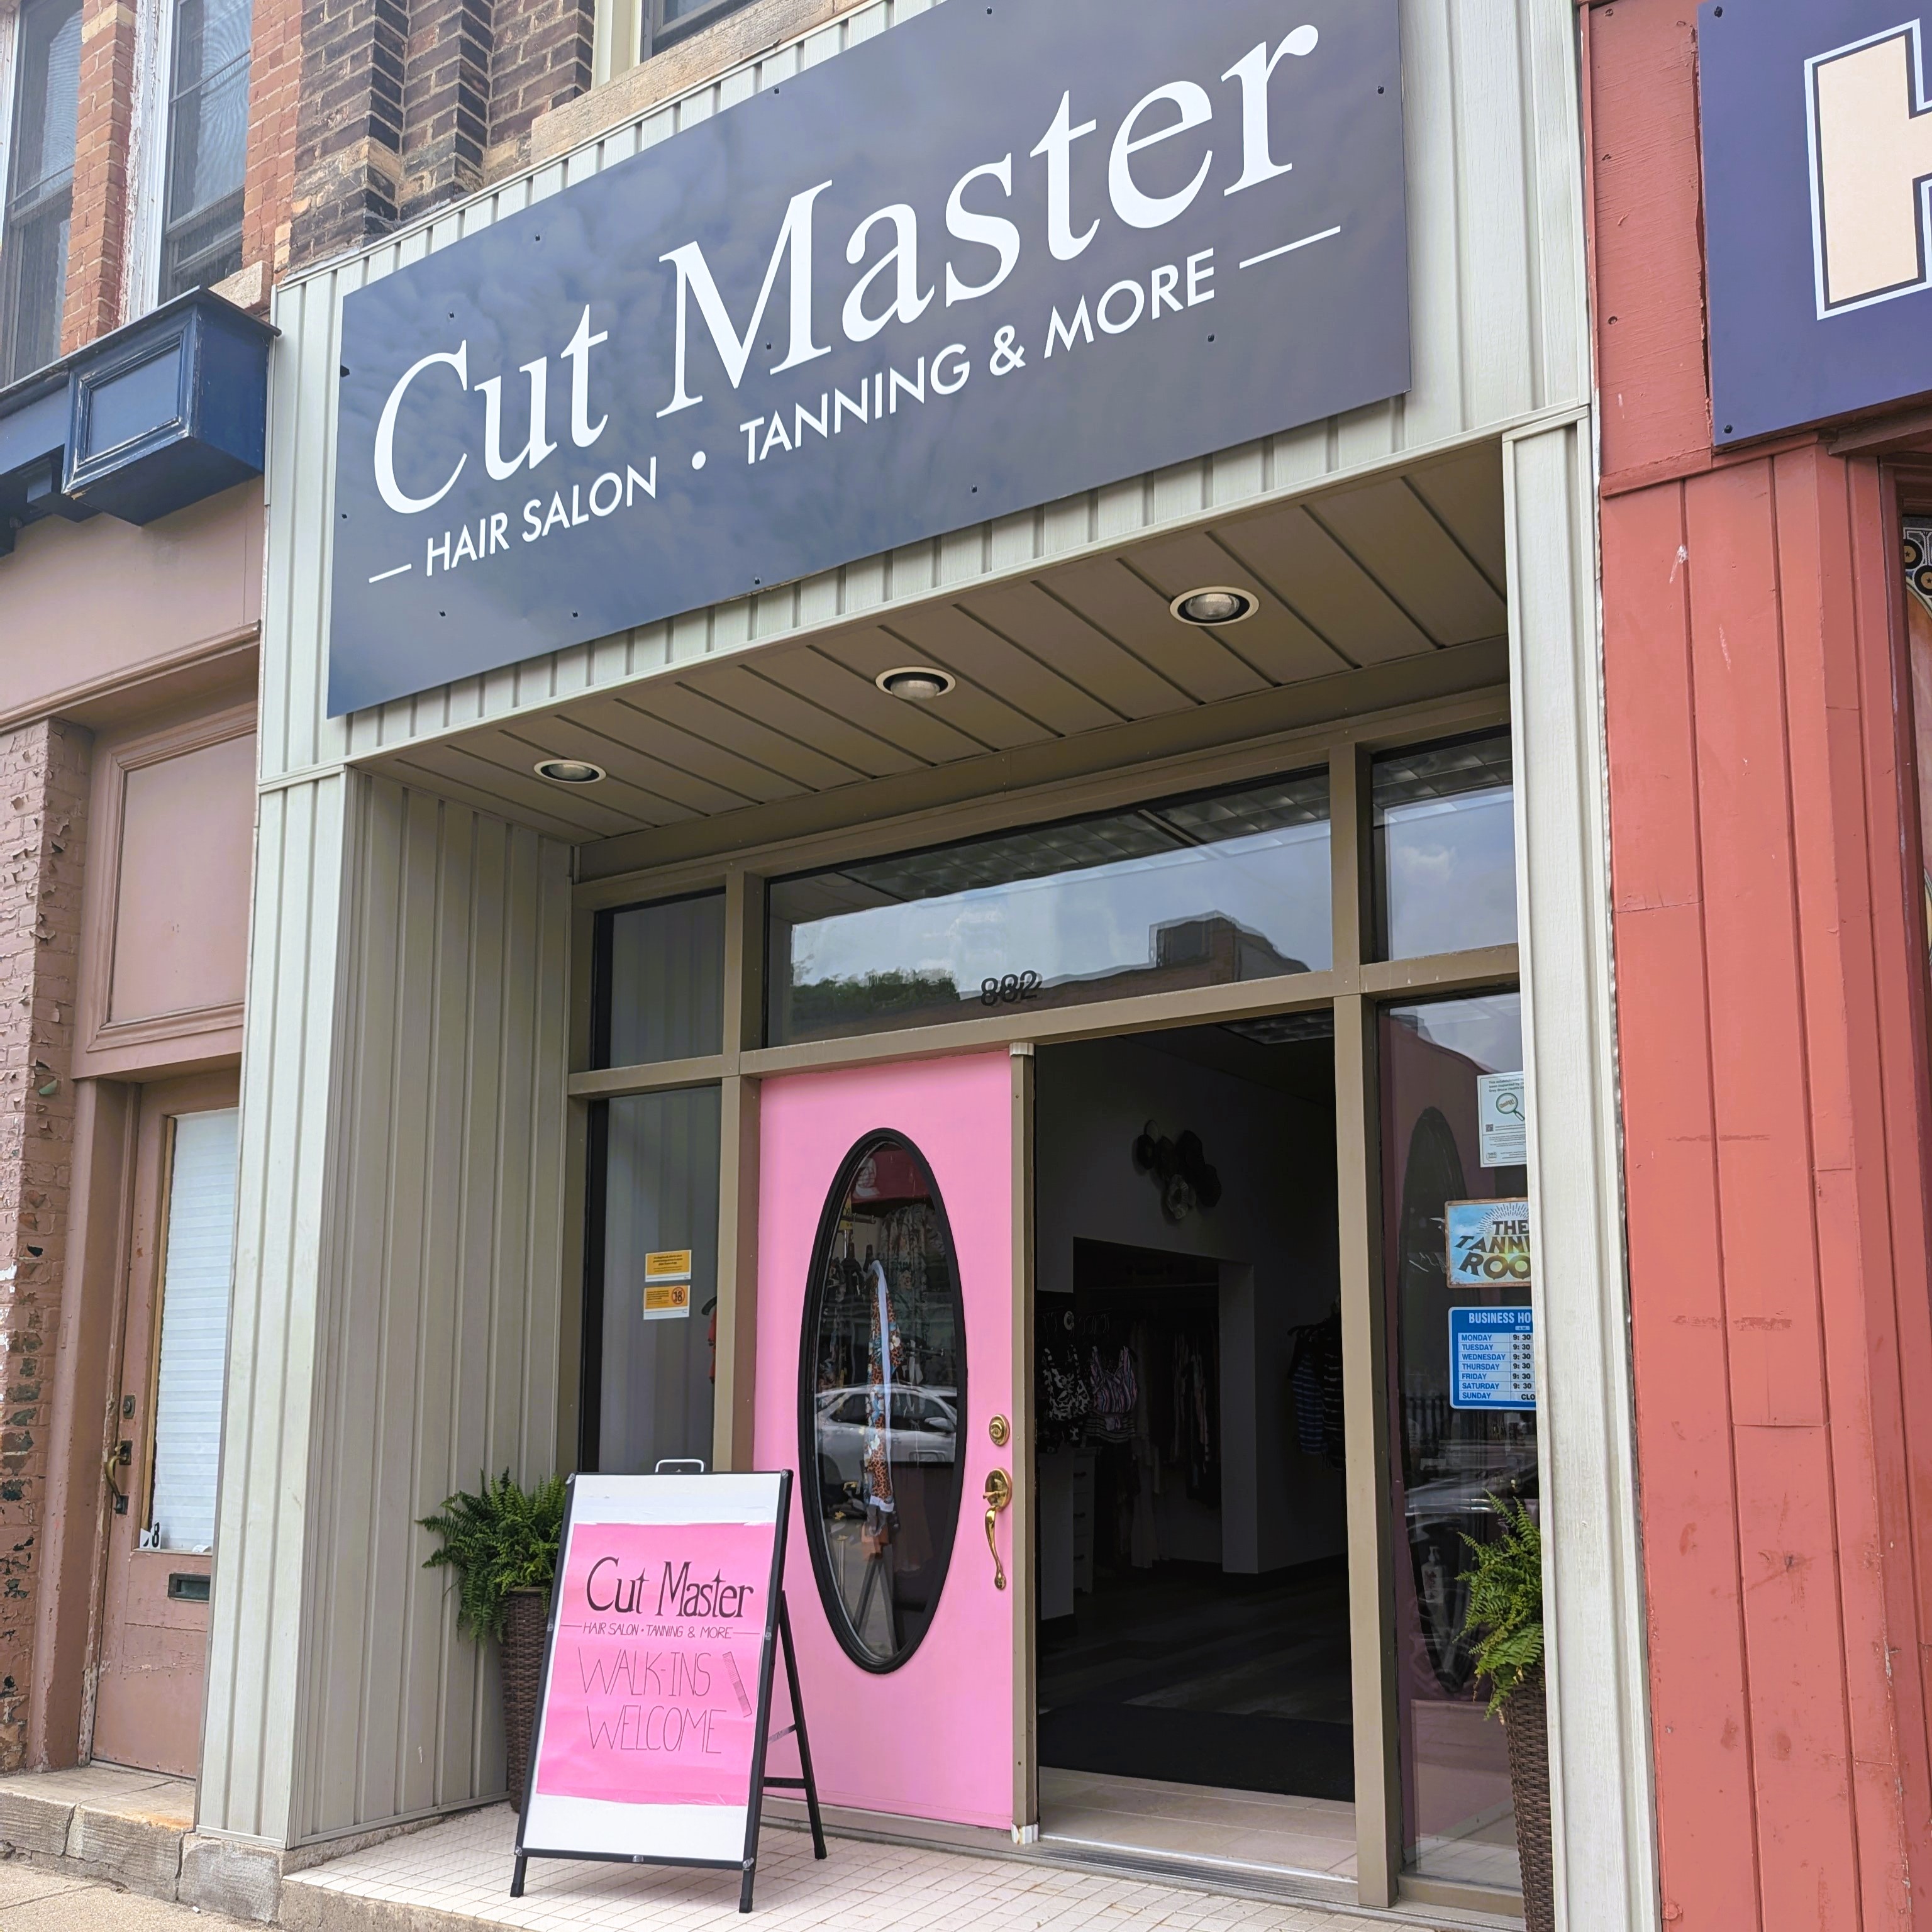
(512, 1470, 826, 1911)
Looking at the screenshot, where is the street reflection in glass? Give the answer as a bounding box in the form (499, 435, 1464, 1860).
(802, 1133, 965, 1670)
(1372, 734, 1516, 960)
(767, 771, 1331, 1045)
(1380, 992, 1532, 1892)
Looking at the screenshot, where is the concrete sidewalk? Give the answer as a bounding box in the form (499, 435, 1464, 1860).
(0, 1855, 244, 1928)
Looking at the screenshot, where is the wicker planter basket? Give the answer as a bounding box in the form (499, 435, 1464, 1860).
(1503, 1662, 1554, 1932)
(501, 1587, 548, 1812)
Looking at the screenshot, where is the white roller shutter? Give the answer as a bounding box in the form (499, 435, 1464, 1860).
(148, 1108, 239, 1555)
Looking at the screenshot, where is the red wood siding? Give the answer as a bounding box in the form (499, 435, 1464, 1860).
(1587, 3, 1932, 1925)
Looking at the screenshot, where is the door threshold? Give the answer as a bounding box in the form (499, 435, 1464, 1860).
(1030, 1831, 1356, 1905)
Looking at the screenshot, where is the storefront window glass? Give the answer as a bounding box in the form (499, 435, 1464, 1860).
(587, 1086, 719, 1473)
(1372, 733, 1517, 960)
(767, 770, 1331, 1045)
(597, 892, 725, 1066)
(1379, 990, 1531, 1891)
(801, 1133, 965, 1670)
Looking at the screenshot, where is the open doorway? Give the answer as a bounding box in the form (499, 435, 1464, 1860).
(1034, 1021, 1352, 1882)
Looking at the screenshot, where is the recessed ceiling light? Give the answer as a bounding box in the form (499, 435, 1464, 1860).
(876, 666, 957, 701)
(534, 757, 607, 785)
(1170, 586, 1260, 626)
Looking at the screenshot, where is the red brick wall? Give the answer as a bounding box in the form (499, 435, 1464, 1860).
(0, 723, 89, 1772)
(243, 0, 307, 291)
(59, 0, 138, 353)
(1585, 2, 1932, 1923)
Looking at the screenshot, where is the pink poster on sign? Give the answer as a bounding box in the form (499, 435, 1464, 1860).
(534, 1518, 775, 1809)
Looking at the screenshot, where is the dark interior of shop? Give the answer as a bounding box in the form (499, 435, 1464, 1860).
(1034, 1024, 1352, 1805)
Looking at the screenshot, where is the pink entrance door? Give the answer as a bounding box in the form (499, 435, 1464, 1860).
(756, 1050, 1018, 1834)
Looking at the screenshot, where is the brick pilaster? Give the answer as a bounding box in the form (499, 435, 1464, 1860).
(60, 0, 138, 353)
(487, 0, 589, 161)
(398, 0, 492, 219)
(0, 723, 88, 1772)
(242, 0, 308, 294)
(289, 0, 409, 265)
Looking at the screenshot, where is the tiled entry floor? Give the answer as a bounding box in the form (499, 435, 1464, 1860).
(1038, 1768, 1358, 1889)
(284, 1802, 1482, 1932)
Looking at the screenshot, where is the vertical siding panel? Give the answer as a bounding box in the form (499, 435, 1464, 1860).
(258, 282, 304, 782)
(1848, 460, 1932, 1913)
(231, 780, 573, 1841)
(1504, 419, 1658, 1929)
(1518, 0, 1587, 410)
(1775, 450, 1928, 1926)
(1604, 480, 1758, 1928)
(310, 777, 402, 1833)
(1399, 0, 1467, 448)
(1452, 0, 1536, 428)
(204, 771, 348, 1841)
(438, 816, 507, 1806)
(352, 789, 438, 1824)
(389, 802, 469, 1819)
(1682, 467, 1827, 1424)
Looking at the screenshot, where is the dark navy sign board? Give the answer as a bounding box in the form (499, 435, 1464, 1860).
(1701, 1, 1932, 446)
(328, 0, 1407, 714)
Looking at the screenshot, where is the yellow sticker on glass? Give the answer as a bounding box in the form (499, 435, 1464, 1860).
(643, 1280, 692, 1321)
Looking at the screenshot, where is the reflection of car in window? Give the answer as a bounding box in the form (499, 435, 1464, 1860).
(814, 1386, 957, 1489)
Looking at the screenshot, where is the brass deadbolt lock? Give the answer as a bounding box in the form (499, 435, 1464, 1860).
(988, 1414, 1010, 1447)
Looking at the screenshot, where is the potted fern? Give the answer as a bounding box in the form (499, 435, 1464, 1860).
(1461, 1495, 1552, 1932)
(421, 1470, 567, 1811)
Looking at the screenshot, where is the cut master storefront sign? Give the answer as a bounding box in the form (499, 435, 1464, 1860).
(326, 0, 1407, 713)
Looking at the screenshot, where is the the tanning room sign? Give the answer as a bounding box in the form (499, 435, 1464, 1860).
(326, 0, 1408, 714)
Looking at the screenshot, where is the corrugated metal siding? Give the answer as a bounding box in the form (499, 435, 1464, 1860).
(202, 774, 572, 1843)
(257, 0, 1588, 786)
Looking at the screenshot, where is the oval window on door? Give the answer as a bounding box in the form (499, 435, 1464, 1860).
(799, 1131, 966, 1671)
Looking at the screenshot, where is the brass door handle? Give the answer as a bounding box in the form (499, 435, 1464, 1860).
(104, 1440, 131, 1514)
(983, 1467, 1012, 1591)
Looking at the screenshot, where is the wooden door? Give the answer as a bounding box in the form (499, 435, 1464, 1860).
(91, 1074, 240, 1774)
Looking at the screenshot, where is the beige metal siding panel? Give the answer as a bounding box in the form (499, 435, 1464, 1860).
(1453, 0, 1540, 426)
(302, 773, 403, 1831)
(202, 772, 350, 1842)
(1518, 0, 1589, 409)
(291, 781, 572, 1838)
(203, 772, 570, 1844)
(263, 275, 355, 782)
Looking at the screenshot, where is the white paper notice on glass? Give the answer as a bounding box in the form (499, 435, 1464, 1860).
(1477, 1072, 1527, 1169)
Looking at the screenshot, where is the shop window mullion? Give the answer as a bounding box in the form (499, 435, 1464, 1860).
(1359, 943, 1521, 1001)
(709, 870, 765, 1473)
(1329, 740, 1368, 988)
(567, 1053, 728, 1100)
(721, 869, 764, 1062)
(1335, 989, 1402, 1909)
(711, 1072, 759, 1474)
